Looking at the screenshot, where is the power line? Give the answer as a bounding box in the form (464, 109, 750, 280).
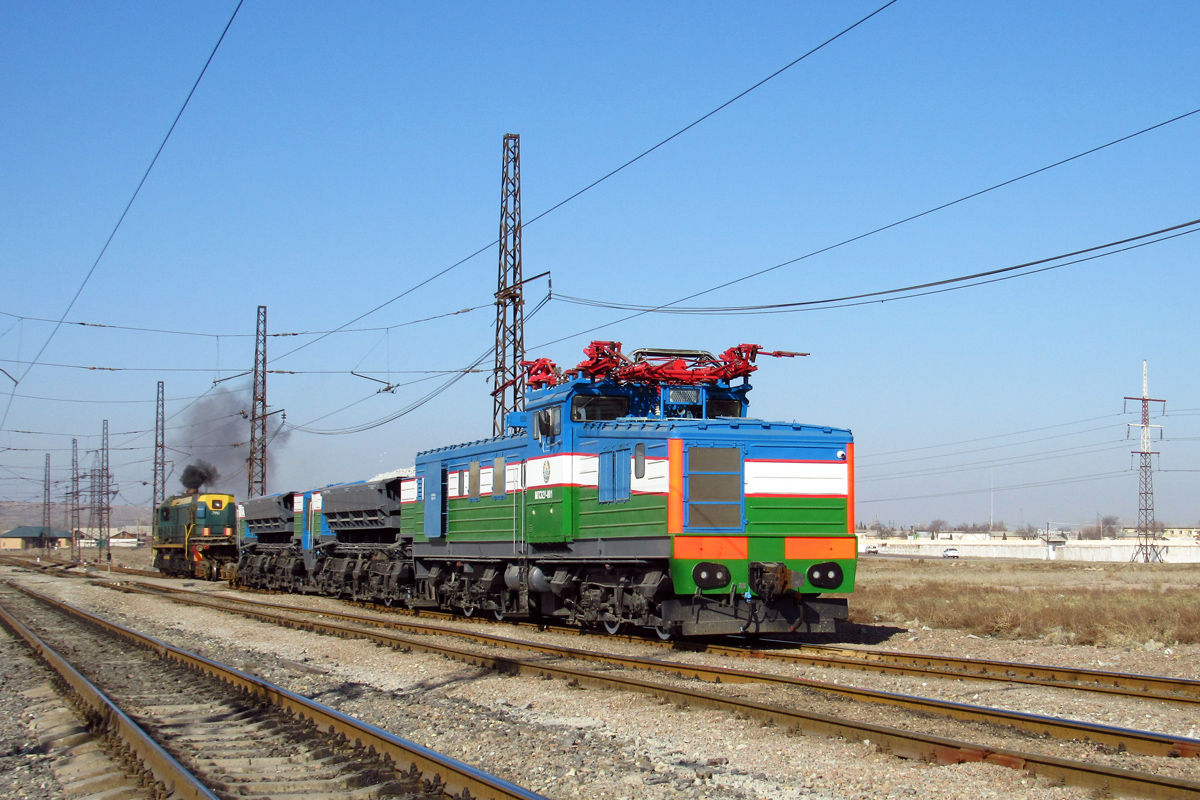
(858, 422, 1128, 468)
(520, 1, 902, 233)
(530, 107, 1200, 348)
(0, 0, 245, 432)
(285, 348, 492, 435)
(0, 358, 481, 376)
(857, 412, 1128, 459)
(286, 372, 450, 431)
(857, 470, 1130, 504)
(1, 411, 249, 442)
(0, 303, 486, 340)
(5, 392, 208, 405)
(857, 440, 1132, 483)
(271, 3, 900, 366)
(288, 293, 553, 436)
(556, 217, 1200, 314)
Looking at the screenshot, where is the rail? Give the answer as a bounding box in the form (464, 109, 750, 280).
(89, 580, 1200, 798)
(3, 581, 548, 800)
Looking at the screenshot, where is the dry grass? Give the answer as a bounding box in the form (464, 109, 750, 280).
(849, 583, 1200, 645)
(846, 558, 1200, 645)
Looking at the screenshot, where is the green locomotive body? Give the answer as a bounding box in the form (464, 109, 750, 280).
(152, 491, 239, 580)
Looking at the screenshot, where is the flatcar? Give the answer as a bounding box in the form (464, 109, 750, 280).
(236, 341, 856, 637)
(152, 490, 239, 580)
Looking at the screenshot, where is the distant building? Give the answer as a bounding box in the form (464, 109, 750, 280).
(1119, 527, 1200, 539)
(1, 526, 73, 550)
(110, 530, 144, 548)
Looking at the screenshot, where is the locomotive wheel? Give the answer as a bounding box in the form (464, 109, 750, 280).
(491, 609, 505, 621)
(653, 623, 673, 641)
(603, 619, 623, 635)
(461, 606, 476, 618)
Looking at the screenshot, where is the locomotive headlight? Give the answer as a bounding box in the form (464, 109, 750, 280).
(806, 561, 843, 590)
(836, 450, 846, 460)
(692, 561, 732, 589)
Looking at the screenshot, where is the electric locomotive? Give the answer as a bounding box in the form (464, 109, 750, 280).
(235, 342, 856, 637)
(152, 489, 239, 579)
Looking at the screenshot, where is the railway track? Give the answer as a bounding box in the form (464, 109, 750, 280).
(0, 553, 162, 579)
(11, 553, 1195, 709)
(296, 580, 1200, 707)
(73, 577, 1200, 799)
(752, 639, 1200, 701)
(0, 580, 547, 800)
(6, 555, 1199, 709)
(141, 580, 1200, 715)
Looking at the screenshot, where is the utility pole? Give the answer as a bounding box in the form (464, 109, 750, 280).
(248, 305, 268, 498)
(493, 133, 525, 436)
(99, 420, 111, 563)
(70, 438, 80, 561)
(1125, 360, 1165, 563)
(87, 465, 97, 556)
(153, 380, 166, 512)
(41, 453, 50, 556)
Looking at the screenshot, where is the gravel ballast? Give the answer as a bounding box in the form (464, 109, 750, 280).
(2, 570, 1141, 799)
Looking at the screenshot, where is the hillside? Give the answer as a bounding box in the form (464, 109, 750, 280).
(0, 500, 150, 533)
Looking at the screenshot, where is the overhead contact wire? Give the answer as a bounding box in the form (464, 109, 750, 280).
(0, 0, 245, 432)
(273, 1, 900, 364)
(533, 107, 1200, 346)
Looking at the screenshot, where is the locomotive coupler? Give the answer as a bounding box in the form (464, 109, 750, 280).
(747, 562, 792, 603)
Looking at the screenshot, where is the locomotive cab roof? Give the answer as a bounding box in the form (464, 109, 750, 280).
(163, 491, 234, 508)
(511, 340, 814, 427)
(522, 374, 750, 423)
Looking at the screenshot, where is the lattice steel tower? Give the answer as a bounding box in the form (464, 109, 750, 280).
(493, 133, 525, 436)
(153, 381, 166, 512)
(248, 305, 268, 498)
(98, 420, 111, 554)
(1125, 360, 1165, 563)
(70, 438, 80, 560)
(41, 453, 51, 555)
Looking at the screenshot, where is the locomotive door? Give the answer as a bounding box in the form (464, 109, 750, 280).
(524, 455, 567, 543)
(423, 464, 448, 538)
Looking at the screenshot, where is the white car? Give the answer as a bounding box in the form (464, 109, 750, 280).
(942, 547, 960, 559)
(864, 544, 879, 555)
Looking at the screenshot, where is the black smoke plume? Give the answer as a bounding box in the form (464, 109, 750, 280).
(168, 383, 291, 496)
(180, 461, 220, 491)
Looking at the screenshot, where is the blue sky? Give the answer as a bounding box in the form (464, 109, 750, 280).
(2, 1, 1198, 530)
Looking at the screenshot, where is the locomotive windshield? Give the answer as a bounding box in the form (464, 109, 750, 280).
(705, 398, 741, 418)
(571, 395, 630, 421)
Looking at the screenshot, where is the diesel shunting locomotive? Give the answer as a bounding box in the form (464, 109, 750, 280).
(235, 342, 856, 637)
(152, 490, 239, 579)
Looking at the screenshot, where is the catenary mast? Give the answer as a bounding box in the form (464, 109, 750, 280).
(248, 305, 268, 498)
(493, 134, 524, 435)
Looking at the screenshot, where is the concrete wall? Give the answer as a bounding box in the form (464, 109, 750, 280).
(861, 538, 1200, 563)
